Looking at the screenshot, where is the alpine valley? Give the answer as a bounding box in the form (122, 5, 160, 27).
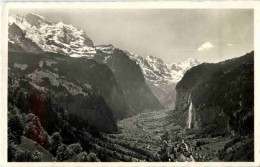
(8, 13, 254, 162)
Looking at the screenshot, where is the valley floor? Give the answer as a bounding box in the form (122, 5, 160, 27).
(103, 109, 231, 162)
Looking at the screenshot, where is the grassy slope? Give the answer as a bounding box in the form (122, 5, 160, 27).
(17, 136, 54, 162)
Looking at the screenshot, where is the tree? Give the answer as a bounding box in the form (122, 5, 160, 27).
(31, 150, 43, 162)
(78, 131, 92, 152)
(16, 91, 29, 114)
(8, 145, 16, 162)
(13, 150, 42, 162)
(49, 132, 62, 156)
(25, 113, 49, 146)
(87, 152, 100, 162)
(56, 144, 74, 161)
(76, 152, 89, 162)
(159, 144, 169, 161)
(14, 150, 32, 162)
(68, 143, 83, 155)
(8, 113, 24, 144)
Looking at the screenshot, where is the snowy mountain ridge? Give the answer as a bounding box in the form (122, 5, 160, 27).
(94, 44, 199, 86)
(9, 13, 199, 81)
(94, 46, 199, 107)
(126, 51, 200, 86)
(8, 13, 199, 108)
(9, 13, 96, 58)
(123, 51, 199, 107)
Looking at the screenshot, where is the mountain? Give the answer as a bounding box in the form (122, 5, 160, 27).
(8, 51, 125, 133)
(93, 47, 164, 114)
(8, 13, 254, 162)
(9, 13, 163, 115)
(125, 51, 200, 108)
(8, 23, 43, 53)
(173, 51, 253, 132)
(8, 51, 128, 161)
(7, 14, 163, 162)
(8, 15, 133, 120)
(171, 51, 254, 161)
(9, 13, 96, 58)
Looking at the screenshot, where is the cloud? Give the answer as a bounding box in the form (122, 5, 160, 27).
(227, 43, 233, 46)
(197, 42, 214, 51)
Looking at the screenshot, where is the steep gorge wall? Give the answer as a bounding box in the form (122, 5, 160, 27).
(171, 51, 254, 136)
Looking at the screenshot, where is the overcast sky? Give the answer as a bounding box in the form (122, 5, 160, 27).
(10, 9, 253, 63)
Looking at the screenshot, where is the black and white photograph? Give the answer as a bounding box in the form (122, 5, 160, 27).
(1, 2, 258, 165)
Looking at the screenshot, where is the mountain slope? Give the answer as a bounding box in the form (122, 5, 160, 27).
(9, 13, 162, 115)
(8, 14, 133, 120)
(8, 51, 128, 132)
(172, 51, 254, 135)
(93, 48, 164, 114)
(171, 51, 254, 161)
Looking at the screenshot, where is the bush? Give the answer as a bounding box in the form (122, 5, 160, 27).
(68, 143, 83, 155)
(87, 152, 100, 162)
(14, 150, 32, 162)
(160, 152, 169, 162)
(14, 150, 43, 162)
(31, 151, 43, 162)
(76, 152, 89, 162)
(56, 144, 74, 161)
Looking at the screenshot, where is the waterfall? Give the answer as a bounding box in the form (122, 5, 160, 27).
(188, 101, 192, 129)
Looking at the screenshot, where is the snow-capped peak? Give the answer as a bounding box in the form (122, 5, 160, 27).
(169, 58, 199, 73)
(95, 44, 115, 54)
(146, 55, 164, 64)
(56, 21, 66, 27)
(9, 14, 32, 31)
(9, 13, 52, 31)
(8, 13, 96, 58)
(125, 51, 200, 85)
(184, 58, 199, 64)
(56, 21, 75, 29)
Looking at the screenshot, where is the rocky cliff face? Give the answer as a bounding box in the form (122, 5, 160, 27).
(172, 51, 254, 136)
(93, 48, 163, 115)
(8, 51, 132, 132)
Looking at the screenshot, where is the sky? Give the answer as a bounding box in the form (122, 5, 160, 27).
(10, 9, 253, 63)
